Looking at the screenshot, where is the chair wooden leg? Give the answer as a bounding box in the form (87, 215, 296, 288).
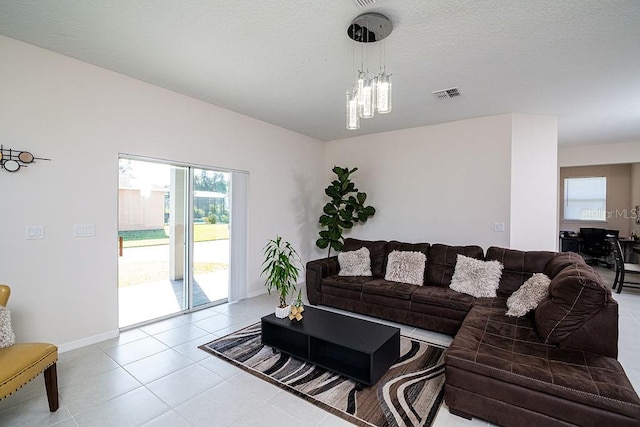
(44, 363, 59, 412)
(618, 270, 625, 294)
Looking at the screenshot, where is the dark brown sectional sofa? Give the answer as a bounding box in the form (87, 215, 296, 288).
(305, 238, 640, 427)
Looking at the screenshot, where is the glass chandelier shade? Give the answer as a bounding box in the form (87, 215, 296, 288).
(346, 88, 360, 130)
(376, 71, 392, 114)
(346, 13, 393, 130)
(359, 73, 376, 119)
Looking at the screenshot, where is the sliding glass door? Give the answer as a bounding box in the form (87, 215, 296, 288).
(192, 168, 230, 309)
(118, 158, 230, 328)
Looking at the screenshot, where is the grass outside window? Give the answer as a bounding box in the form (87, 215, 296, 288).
(119, 224, 229, 248)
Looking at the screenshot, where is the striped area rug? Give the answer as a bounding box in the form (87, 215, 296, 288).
(199, 322, 446, 427)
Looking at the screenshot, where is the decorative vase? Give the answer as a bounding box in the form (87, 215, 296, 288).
(275, 305, 291, 319)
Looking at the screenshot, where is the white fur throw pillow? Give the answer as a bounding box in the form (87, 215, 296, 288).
(338, 247, 372, 276)
(450, 255, 503, 298)
(506, 273, 551, 317)
(0, 306, 16, 348)
(385, 250, 426, 286)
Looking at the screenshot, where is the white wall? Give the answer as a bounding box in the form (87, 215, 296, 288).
(510, 114, 558, 250)
(559, 141, 640, 166)
(325, 115, 514, 248)
(0, 36, 325, 348)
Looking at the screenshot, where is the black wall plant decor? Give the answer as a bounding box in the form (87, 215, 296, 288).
(316, 166, 376, 257)
(0, 145, 50, 173)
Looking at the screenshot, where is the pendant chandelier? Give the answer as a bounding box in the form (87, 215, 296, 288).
(346, 13, 393, 130)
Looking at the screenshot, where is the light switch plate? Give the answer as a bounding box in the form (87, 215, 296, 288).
(26, 225, 44, 240)
(74, 224, 95, 237)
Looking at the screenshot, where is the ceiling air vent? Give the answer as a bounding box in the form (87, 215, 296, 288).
(432, 87, 461, 100)
(352, 0, 377, 7)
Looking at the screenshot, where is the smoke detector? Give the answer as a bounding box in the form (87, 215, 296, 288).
(352, 0, 377, 7)
(432, 87, 461, 100)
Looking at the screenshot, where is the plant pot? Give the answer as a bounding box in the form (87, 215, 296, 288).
(275, 305, 291, 319)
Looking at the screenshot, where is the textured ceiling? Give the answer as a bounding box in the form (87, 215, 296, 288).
(0, 0, 639, 144)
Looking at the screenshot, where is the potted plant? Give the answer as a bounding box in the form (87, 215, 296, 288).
(262, 236, 302, 318)
(316, 166, 376, 257)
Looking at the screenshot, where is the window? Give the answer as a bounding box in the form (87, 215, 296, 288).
(563, 177, 607, 221)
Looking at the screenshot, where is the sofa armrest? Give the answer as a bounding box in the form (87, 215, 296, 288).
(305, 257, 338, 305)
(558, 300, 619, 358)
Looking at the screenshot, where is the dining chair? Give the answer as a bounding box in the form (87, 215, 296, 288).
(580, 227, 614, 267)
(609, 238, 640, 293)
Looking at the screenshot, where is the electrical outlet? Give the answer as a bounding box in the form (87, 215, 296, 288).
(25, 225, 44, 240)
(494, 222, 505, 232)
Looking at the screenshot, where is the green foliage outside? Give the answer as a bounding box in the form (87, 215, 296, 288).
(193, 170, 230, 224)
(118, 229, 168, 241)
(207, 204, 229, 225)
(194, 207, 205, 219)
(194, 170, 228, 194)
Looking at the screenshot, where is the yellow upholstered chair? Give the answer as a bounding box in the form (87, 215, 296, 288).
(0, 285, 59, 411)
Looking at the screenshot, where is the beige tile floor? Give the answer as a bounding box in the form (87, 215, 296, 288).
(1, 275, 639, 427)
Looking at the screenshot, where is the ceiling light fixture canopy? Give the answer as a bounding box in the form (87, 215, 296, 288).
(346, 13, 393, 130)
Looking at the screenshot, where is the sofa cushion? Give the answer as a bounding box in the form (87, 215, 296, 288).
(384, 240, 429, 277)
(342, 238, 388, 278)
(506, 273, 551, 317)
(425, 244, 484, 286)
(361, 293, 412, 310)
(322, 275, 372, 292)
(385, 240, 429, 255)
(446, 305, 640, 420)
(385, 250, 426, 286)
(362, 279, 418, 300)
(450, 255, 503, 298)
(411, 286, 475, 311)
(543, 251, 588, 278)
(485, 247, 556, 297)
(338, 247, 372, 276)
(535, 264, 612, 345)
(0, 307, 16, 348)
(321, 284, 362, 301)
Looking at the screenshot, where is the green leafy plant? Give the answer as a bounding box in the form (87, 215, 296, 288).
(316, 166, 376, 257)
(262, 236, 302, 308)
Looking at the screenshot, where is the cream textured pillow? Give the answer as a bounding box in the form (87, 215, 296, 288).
(0, 306, 16, 348)
(506, 273, 551, 317)
(449, 255, 503, 298)
(338, 247, 372, 276)
(385, 250, 426, 286)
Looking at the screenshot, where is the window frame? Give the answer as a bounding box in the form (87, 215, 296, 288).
(563, 176, 607, 222)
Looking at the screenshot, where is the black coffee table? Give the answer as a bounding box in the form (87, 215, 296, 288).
(261, 306, 400, 386)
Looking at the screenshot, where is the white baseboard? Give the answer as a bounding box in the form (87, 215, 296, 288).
(58, 329, 119, 354)
(246, 281, 305, 300)
(247, 289, 268, 299)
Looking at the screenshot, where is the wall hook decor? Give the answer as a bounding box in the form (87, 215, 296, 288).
(0, 145, 51, 173)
